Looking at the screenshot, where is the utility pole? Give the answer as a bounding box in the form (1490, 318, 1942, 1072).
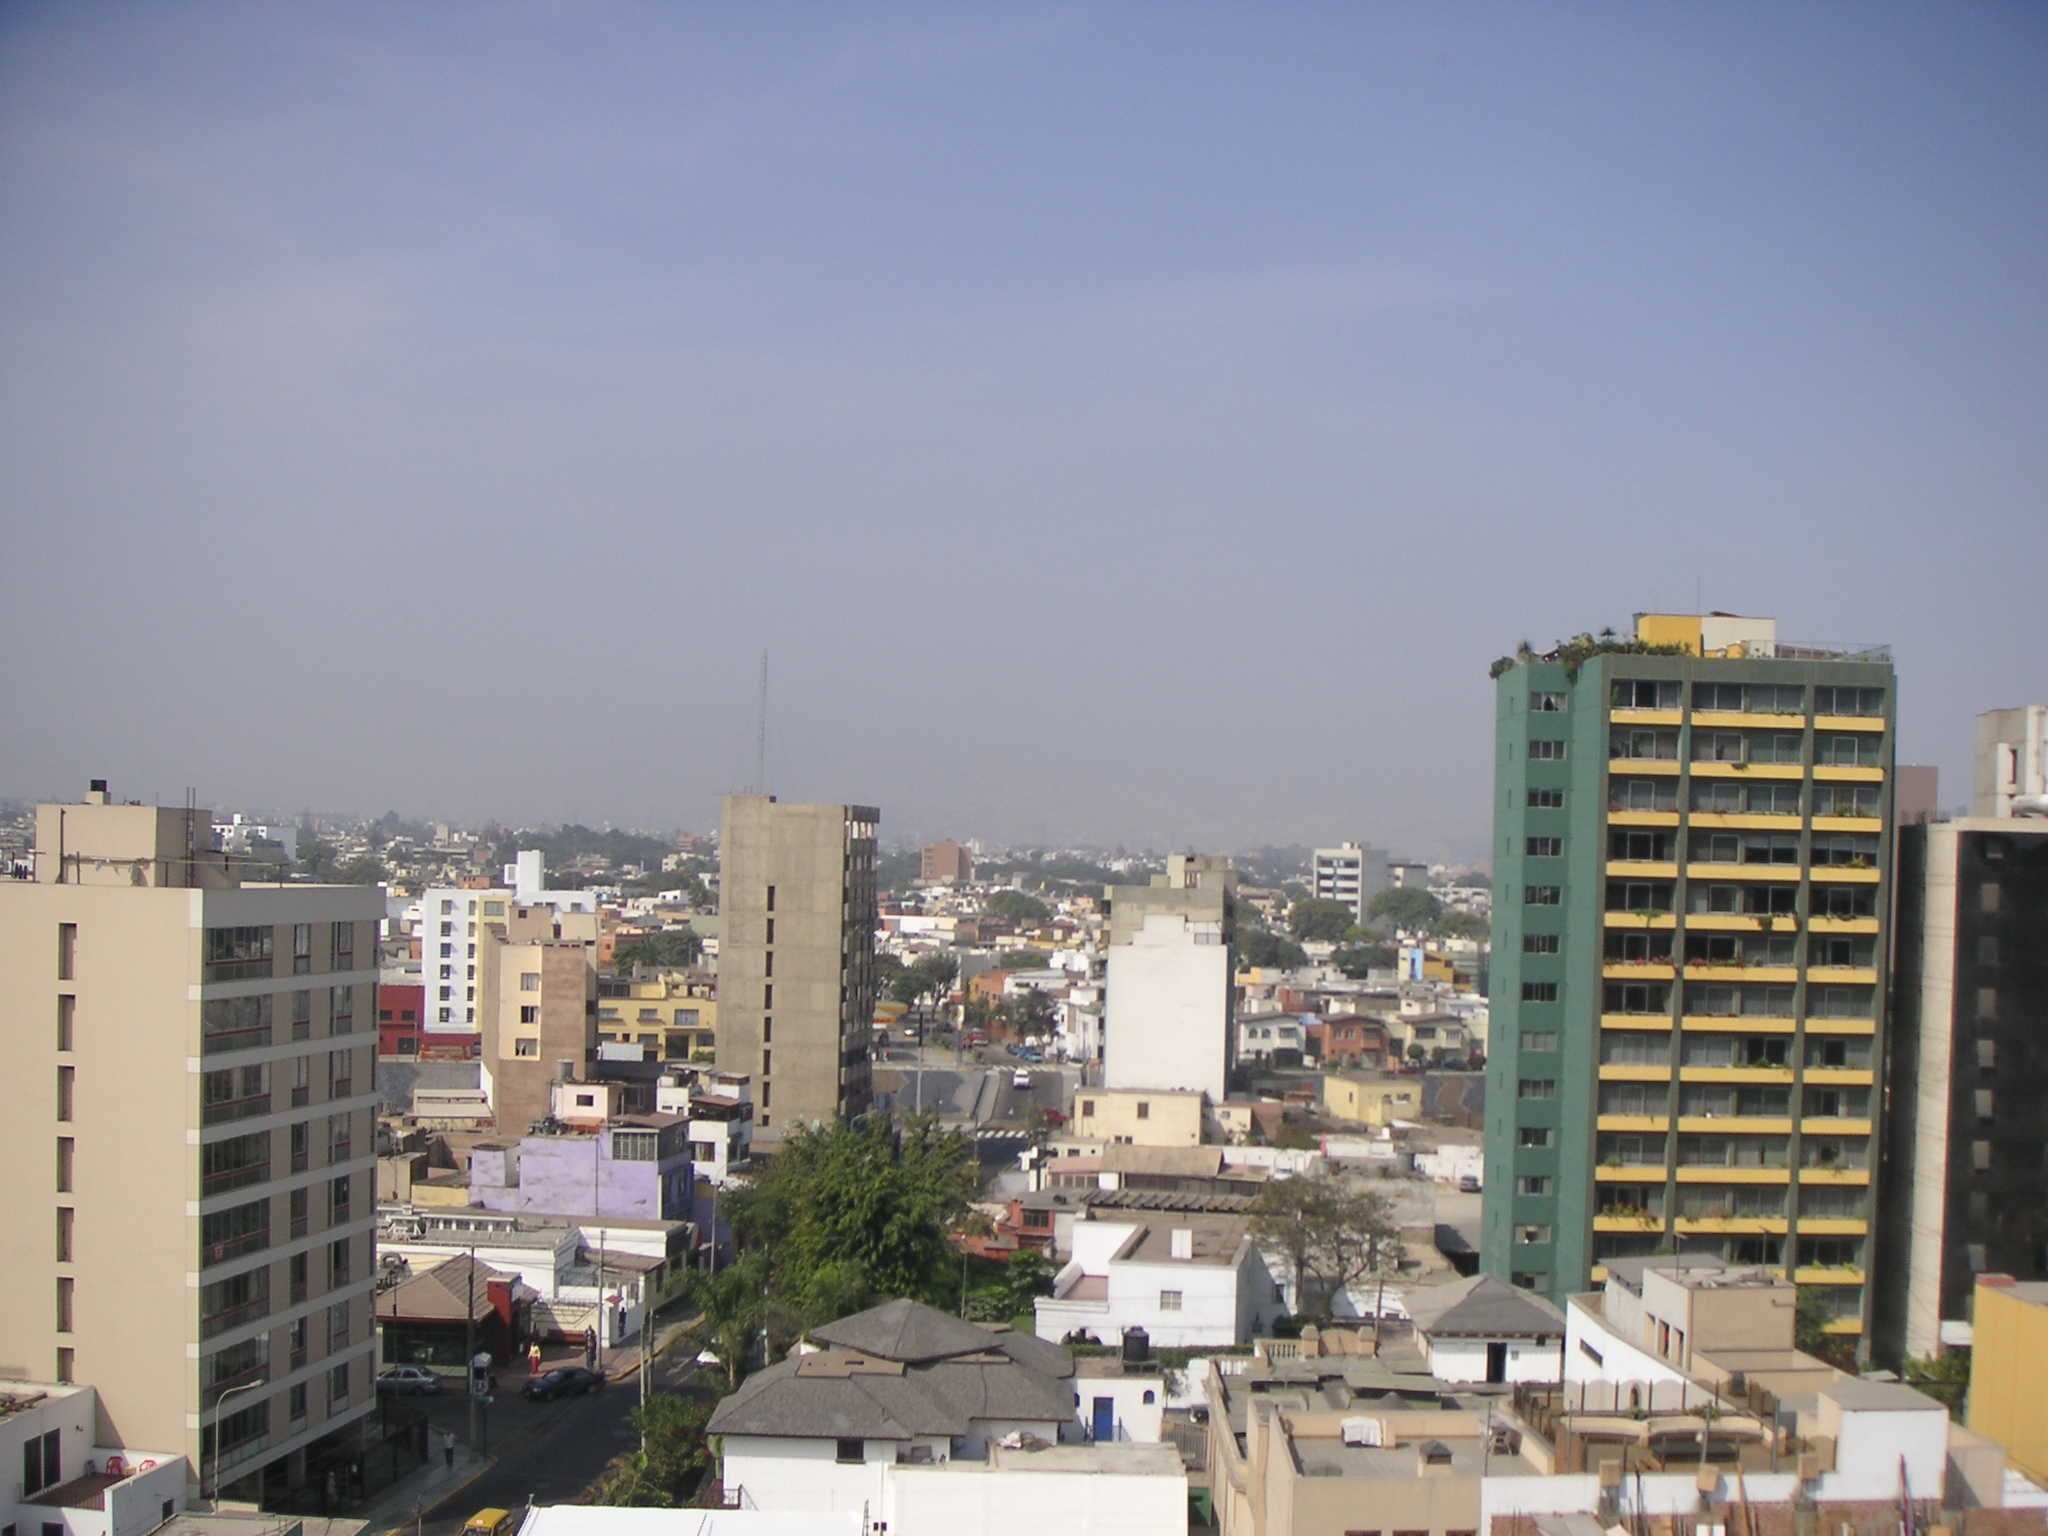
(465, 1247, 480, 1453)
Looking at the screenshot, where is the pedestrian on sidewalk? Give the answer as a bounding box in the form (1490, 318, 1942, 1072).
(442, 1431, 455, 1470)
(528, 1341, 542, 1376)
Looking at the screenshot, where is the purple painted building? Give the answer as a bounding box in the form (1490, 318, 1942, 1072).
(471, 1113, 695, 1221)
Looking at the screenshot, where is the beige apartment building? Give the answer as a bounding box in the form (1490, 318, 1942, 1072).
(716, 795, 878, 1145)
(0, 785, 383, 1502)
(475, 902, 598, 1133)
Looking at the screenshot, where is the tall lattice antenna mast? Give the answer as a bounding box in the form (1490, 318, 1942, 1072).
(754, 651, 769, 794)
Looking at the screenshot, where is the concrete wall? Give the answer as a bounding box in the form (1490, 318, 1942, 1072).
(1425, 1334, 1562, 1384)
(720, 1434, 903, 1514)
(1070, 1089, 1203, 1148)
(1104, 912, 1229, 1100)
(1071, 1375, 1166, 1443)
(884, 1461, 1185, 1536)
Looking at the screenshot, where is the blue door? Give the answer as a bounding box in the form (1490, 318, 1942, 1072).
(1091, 1396, 1115, 1442)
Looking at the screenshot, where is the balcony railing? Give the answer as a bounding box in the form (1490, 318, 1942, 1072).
(202, 1362, 269, 1404)
(200, 1297, 269, 1339)
(202, 1025, 272, 1055)
(290, 1211, 308, 1240)
(203, 1093, 272, 1126)
(202, 1161, 270, 1197)
(206, 957, 275, 983)
(291, 1085, 310, 1108)
(202, 1229, 269, 1267)
(329, 1139, 353, 1165)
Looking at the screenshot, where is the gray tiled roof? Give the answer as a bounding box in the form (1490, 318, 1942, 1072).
(810, 1298, 1018, 1363)
(1404, 1273, 1565, 1338)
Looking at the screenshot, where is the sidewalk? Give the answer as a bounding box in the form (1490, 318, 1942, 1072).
(352, 1445, 494, 1536)
(601, 1299, 703, 1383)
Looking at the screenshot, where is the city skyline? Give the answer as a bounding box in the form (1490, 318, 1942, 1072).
(3, 5, 2044, 857)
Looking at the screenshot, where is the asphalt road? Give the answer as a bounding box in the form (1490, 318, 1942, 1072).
(404, 1351, 712, 1533)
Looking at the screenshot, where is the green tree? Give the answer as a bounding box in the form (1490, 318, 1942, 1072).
(682, 1250, 773, 1392)
(614, 929, 704, 971)
(995, 949, 1044, 971)
(1248, 1172, 1400, 1321)
(1001, 988, 1058, 1039)
(1901, 1352, 1969, 1421)
(1330, 943, 1397, 978)
(587, 1394, 716, 1505)
(294, 836, 338, 881)
(1238, 929, 1309, 970)
(987, 890, 1050, 927)
(724, 1114, 979, 1311)
(910, 954, 959, 1013)
(1794, 1286, 1858, 1369)
(1287, 899, 1357, 943)
(1366, 887, 1443, 931)
(1431, 911, 1490, 941)
(335, 855, 389, 886)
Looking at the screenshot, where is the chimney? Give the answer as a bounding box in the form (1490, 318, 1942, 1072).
(86, 779, 109, 805)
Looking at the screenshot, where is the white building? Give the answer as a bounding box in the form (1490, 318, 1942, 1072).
(417, 885, 510, 1034)
(1313, 842, 1388, 927)
(504, 850, 601, 914)
(704, 1298, 1184, 1536)
(0, 1383, 186, 1536)
(1236, 1012, 1306, 1063)
(1035, 1212, 1280, 1349)
(1103, 911, 1230, 1101)
(1401, 1274, 1565, 1385)
(654, 1068, 755, 1185)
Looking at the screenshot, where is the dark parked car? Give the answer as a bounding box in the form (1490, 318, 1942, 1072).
(523, 1366, 606, 1401)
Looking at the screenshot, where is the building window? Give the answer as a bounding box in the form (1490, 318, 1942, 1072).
(1081, 1100, 1096, 1117)
(1520, 1031, 1558, 1051)
(1521, 983, 1558, 1002)
(835, 1440, 862, 1464)
(56, 1065, 73, 1122)
(1159, 1290, 1183, 1311)
(1528, 788, 1565, 808)
(1136, 1102, 1150, 1120)
(1526, 837, 1562, 857)
(1523, 933, 1560, 954)
(1518, 1127, 1553, 1148)
(514, 1039, 538, 1057)
(56, 994, 74, 1052)
(1516, 1176, 1553, 1196)
(1531, 692, 1567, 712)
(521, 973, 541, 991)
(1529, 739, 1567, 760)
(520, 1006, 540, 1024)
(58, 922, 77, 980)
(55, 1276, 73, 1333)
(1518, 1079, 1556, 1100)
(329, 1360, 350, 1409)
(56, 1137, 73, 1193)
(22, 1427, 60, 1496)
(1525, 886, 1561, 906)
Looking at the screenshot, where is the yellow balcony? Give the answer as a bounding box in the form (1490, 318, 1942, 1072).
(1683, 964, 1798, 983)
(1597, 1115, 1670, 1133)
(1689, 812, 1800, 830)
(1812, 866, 1882, 884)
(1590, 1266, 1610, 1284)
(1679, 1066, 1795, 1084)
(1822, 1317, 1865, 1336)
(1794, 1266, 1866, 1286)
(1677, 1116, 1793, 1136)
(1675, 1166, 1790, 1183)
(1603, 964, 1676, 981)
(1608, 861, 1679, 879)
(1812, 816, 1883, 833)
(1813, 765, 1885, 783)
(1603, 1013, 1677, 1030)
(1673, 1217, 1788, 1235)
(1802, 1069, 1875, 1087)
(1801, 1118, 1873, 1137)
(1796, 1218, 1869, 1237)
(1797, 1166, 1870, 1185)
(1808, 916, 1879, 934)
(1815, 715, 1886, 733)
(1603, 912, 1678, 929)
(1599, 1065, 1673, 1083)
(1807, 967, 1879, 985)
(1681, 1014, 1796, 1033)
(1692, 711, 1806, 731)
(1610, 759, 1683, 775)
(1593, 1212, 1667, 1234)
(1804, 1017, 1877, 1035)
(1608, 809, 1682, 828)
(1687, 863, 1801, 882)
(1611, 708, 1682, 726)
(1697, 914, 1803, 933)
(1596, 1164, 1671, 1181)
(1690, 761, 1805, 780)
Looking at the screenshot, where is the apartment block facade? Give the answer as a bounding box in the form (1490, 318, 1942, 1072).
(0, 788, 383, 1501)
(1103, 855, 1238, 1101)
(1875, 812, 2048, 1363)
(715, 796, 879, 1145)
(476, 905, 599, 1135)
(417, 885, 511, 1036)
(1312, 842, 1389, 928)
(1481, 616, 1895, 1348)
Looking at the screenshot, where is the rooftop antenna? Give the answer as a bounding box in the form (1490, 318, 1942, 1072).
(754, 650, 769, 794)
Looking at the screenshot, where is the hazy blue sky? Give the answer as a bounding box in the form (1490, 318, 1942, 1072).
(3, 4, 2043, 860)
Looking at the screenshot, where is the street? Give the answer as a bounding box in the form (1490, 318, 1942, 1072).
(404, 1349, 711, 1534)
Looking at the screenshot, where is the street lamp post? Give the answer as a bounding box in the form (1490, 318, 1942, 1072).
(208, 1378, 269, 1511)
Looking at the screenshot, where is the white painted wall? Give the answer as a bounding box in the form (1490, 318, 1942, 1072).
(1072, 1375, 1167, 1443)
(1823, 1402, 1949, 1501)
(1563, 1296, 1692, 1392)
(720, 1436, 904, 1515)
(1424, 1335, 1561, 1384)
(883, 1462, 1187, 1536)
(1104, 913, 1229, 1100)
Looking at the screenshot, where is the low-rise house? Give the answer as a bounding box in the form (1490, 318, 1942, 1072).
(654, 1067, 756, 1186)
(1, 1384, 185, 1536)
(469, 1109, 696, 1223)
(374, 1253, 530, 1369)
(1035, 1211, 1281, 1348)
(1238, 1013, 1309, 1066)
(1402, 1274, 1565, 1384)
(1070, 1087, 1205, 1148)
(1321, 1073, 1422, 1127)
(1307, 1014, 1391, 1069)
